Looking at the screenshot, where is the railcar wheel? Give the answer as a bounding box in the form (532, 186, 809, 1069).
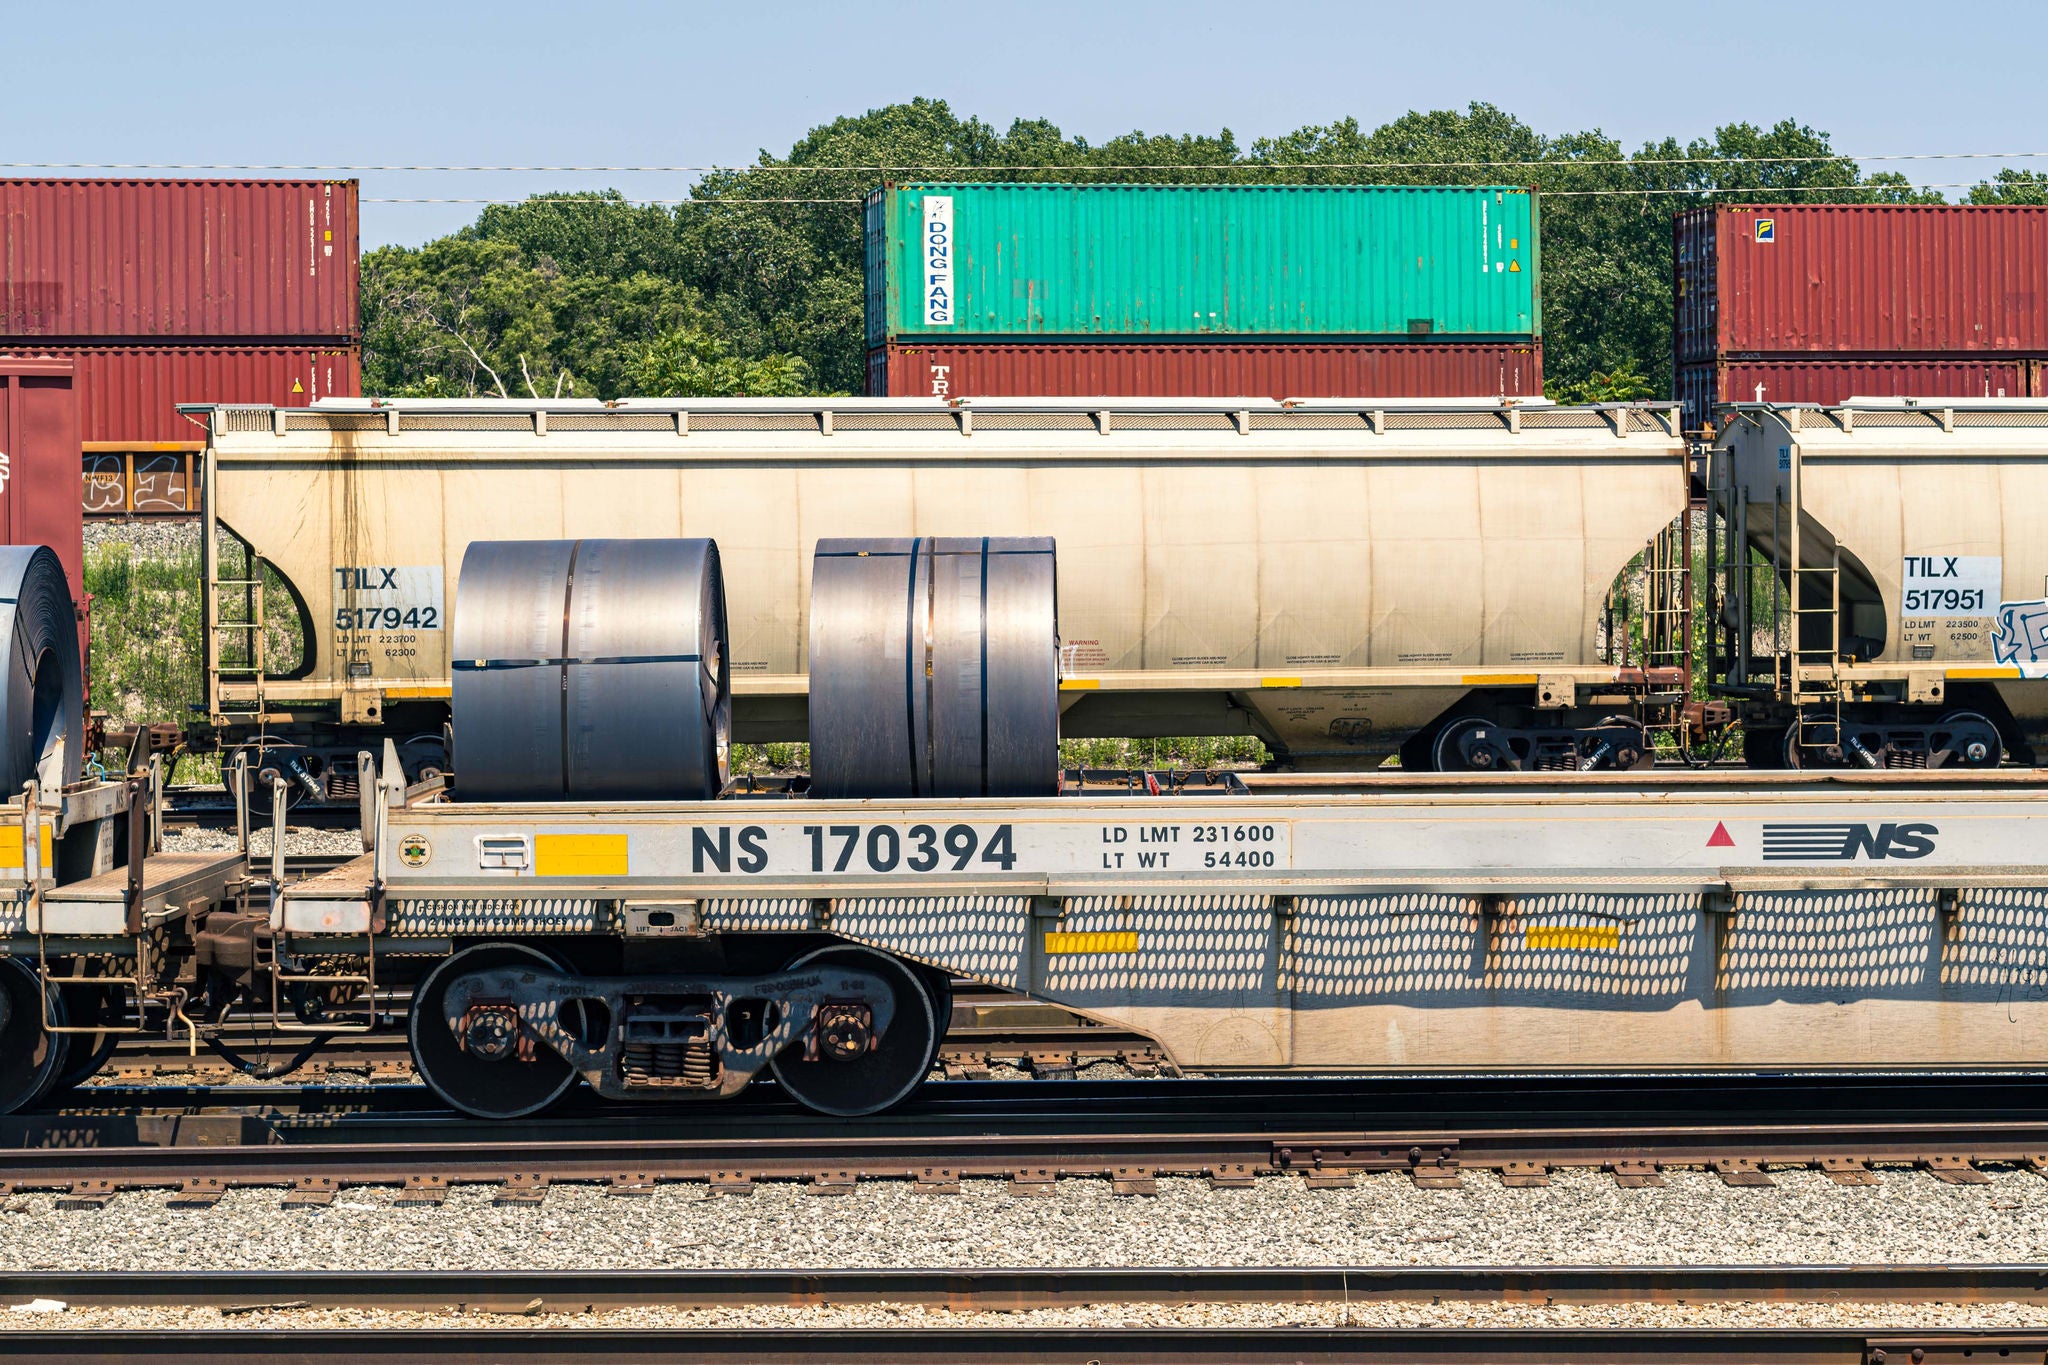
(0, 959, 68, 1114)
(770, 947, 936, 1117)
(396, 733, 451, 786)
(1935, 711, 2004, 768)
(409, 944, 580, 1119)
(1431, 717, 1518, 773)
(1782, 722, 1845, 770)
(222, 734, 319, 809)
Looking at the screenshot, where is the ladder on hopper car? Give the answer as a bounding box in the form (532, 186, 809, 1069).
(207, 536, 272, 719)
(1601, 513, 1694, 756)
(1767, 465, 1845, 752)
(1636, 520, 1692, 684)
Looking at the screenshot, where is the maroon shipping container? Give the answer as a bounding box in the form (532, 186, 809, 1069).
(0, 179, 360, 341)
(1675, 204, 2048, 360)
(0, 358, 88, 670)
(865, 340, 1544, 399)
(1678, 355, 2044, 431)
(33, 345, 362, 444)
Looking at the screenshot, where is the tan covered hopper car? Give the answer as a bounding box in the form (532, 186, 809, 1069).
(188, 397, 1690, 793)
(1711, 398, 2048, 768)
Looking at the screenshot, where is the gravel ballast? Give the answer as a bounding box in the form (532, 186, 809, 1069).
(1, 1168, 2045, 1273)
(162, 824, 365, 859)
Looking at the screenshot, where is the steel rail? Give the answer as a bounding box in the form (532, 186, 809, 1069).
(0, 1327, 2039, 1364)
(3, 1264, 2047, 1310)
(3, 1116, 2048, 1193)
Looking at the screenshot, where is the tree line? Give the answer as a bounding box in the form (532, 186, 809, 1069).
(361, 99, 2048, 404)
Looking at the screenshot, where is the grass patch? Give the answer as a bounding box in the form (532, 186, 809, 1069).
(84, 539, 203, 728)
(86, 533, 305, 731)
(1061, 735, 1270, 769)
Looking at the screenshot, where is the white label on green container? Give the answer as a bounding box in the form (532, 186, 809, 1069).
(922, 195, 954, 326)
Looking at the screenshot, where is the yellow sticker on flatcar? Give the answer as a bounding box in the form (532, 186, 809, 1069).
(0, 824, 54, 871)
(534, 834, 628, 877)
(1525, 924, 1621, 951)
(1045, 931, 1140, 955)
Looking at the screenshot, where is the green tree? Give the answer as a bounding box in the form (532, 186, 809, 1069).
(1970, 168, 2048, 204)
(361, 230, 810, 398)
(363, 101, 1950, 405)
(627, 329, 812, 396)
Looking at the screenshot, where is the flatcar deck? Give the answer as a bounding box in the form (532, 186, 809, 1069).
(30, 852, 244, 936)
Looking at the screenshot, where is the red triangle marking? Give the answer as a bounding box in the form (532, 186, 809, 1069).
(1706, 821, 1736, 848)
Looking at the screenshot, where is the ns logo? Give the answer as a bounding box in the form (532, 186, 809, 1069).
(1761, 821, 1938, 862)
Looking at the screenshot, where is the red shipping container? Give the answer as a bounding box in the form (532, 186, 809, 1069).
(30, 345, 362, 444)
(1678, 355, 2043, 432)
(0, 179, 359, 341)
(0, 358, 87, 669)
(866, 340, 1544, 399)
(1675, 204, 2048, 360)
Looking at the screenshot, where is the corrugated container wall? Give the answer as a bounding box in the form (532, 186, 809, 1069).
(866, 183, 1539, 343)
(48, 346, 362, 444)
(0, 359, 87, 662)
(1679, 356, 2041, 432)
(0, 180, 360, 341)
(866, 340, 1544, 399)
(1675, 204, 2048, 358)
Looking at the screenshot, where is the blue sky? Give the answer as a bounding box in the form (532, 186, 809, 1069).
(10, 0, 2040, 247)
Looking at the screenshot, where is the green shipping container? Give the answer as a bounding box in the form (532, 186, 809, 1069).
(863, 183, 1539, 344)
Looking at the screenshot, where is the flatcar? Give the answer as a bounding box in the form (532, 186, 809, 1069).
(7, 532, 2048, 1121)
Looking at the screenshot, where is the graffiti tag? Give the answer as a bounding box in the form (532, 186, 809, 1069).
(1993, 598, 2048, 678)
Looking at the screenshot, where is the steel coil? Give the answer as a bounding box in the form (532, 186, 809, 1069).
(451, 539, 729, 801)
(809, 536, 1058, 799)
(0, 547, 81, 797)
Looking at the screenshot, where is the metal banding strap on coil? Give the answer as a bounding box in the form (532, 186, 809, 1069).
(809, 536, 1059, 799)
(0, 546, 82, 796)
(450, 539, 730, 801)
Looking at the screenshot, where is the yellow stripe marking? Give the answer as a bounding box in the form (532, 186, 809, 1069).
(1059, 679, 1100, 690)
(383, 685, 454, 699)
(1260, 676, 1302, 689)
(1947, 667, 2020, 680)
(1463, 673, 1539, 686)
(1045, 931, 1139, 955)
(0, 824, 53, 872)
(1526, 924, 1621, 951)
(534, 834, 628, 877)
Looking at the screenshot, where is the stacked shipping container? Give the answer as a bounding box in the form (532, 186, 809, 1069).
(1674, 204, 2048, 429)
(0, 179, 363, 512)
(863, 183, 1544, 399)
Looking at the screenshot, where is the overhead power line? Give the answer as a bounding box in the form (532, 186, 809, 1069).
(2, 152, 2047, 174)
(361, 181, 1987, 207)
(366, 197, 862, 205)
